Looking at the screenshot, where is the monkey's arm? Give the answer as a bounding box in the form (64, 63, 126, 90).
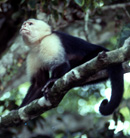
(19, 84, 37, 108)
(20, 67, 50, 107)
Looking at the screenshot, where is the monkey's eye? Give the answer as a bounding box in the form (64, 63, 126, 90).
(29, 22, 33, 25)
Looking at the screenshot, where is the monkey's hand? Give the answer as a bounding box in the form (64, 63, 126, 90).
(42, 79, 57, 93)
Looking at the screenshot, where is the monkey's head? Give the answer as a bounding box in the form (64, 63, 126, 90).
(20, 19, 51, 46)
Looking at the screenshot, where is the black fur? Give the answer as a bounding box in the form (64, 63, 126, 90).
(20, 31, 124, 116)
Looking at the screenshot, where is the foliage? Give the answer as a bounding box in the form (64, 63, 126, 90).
(0, 0, 130, 137)
(117, 24, 130, 48)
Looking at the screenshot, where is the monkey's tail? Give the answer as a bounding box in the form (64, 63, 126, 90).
(99, 63, 124, 116)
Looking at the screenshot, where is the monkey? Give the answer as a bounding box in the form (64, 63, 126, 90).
(19, 18, 124, 116)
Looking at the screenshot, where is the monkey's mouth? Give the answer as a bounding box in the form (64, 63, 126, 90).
(20, 28, 29, 34)
(20, 28, 28, 32)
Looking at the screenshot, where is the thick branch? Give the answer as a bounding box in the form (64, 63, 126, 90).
(81, 62, 130, 84)
(0, 37, 130, 128)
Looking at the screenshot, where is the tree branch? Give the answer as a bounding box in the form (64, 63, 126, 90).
(0, 37, 130, 128)
(102, 2, 130, 11)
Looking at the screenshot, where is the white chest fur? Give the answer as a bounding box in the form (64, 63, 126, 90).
(26, 34, 66, 79)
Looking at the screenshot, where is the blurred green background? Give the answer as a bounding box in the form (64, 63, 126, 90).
(0, 0, 130, 137)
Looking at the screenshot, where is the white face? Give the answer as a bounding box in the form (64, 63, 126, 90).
(20, 19, 51, 46)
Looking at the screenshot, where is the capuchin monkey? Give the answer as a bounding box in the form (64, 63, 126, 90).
(20, 18, 124, 116)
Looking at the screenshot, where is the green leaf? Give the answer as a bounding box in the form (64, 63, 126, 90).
(74, 0, 85, 7)
(20, 0, 25, 4)
(28, 0, 37, 10)
(117, 24, 130, 48)
(0, 0, 7, 4)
